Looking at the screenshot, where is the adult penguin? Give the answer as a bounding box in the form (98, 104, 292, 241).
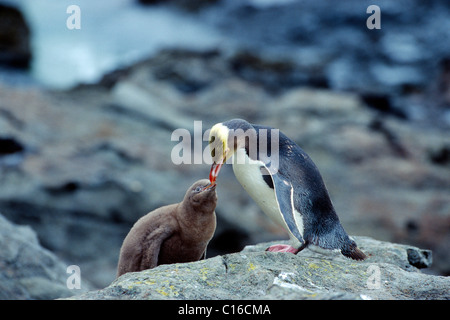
(208, 119, 366, 260)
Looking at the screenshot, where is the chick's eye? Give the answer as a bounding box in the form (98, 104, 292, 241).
(194, 186, 203, 192)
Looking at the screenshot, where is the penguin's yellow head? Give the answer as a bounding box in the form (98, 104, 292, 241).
(208, 122, 232, 184)
(209, 123, 233, 160)
(207, 119, 255, 184)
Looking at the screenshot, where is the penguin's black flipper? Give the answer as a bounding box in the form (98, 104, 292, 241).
(268, 169, 304, 245)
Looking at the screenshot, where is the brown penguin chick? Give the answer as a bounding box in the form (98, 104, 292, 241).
(116, 179, 217, 277)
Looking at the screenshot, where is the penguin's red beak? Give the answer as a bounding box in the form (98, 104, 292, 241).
(209, 160, 224, 185)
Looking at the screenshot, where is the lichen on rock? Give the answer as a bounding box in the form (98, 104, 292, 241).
(67, 237, 450, 300)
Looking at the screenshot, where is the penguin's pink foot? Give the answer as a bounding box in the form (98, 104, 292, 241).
(265, 244, 300, 254)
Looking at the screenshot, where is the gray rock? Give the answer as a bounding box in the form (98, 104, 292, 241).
(0, 213, 91, 299)
(137, 0, 220, 11)
(0, 4, 31, 69)
(203, 0, 450, 127)
(407, 248, 432, 269)
(66, 236, 450, 300)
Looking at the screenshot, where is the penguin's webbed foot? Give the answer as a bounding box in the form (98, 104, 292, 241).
(265, 244, 300, 254)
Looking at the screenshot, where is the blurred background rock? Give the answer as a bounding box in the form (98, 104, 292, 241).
(0, 0, 449, 294)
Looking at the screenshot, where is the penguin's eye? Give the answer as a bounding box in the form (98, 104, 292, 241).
(194, 186, 203, 193)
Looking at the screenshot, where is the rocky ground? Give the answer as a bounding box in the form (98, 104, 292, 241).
(0, 0, 449, 299)
(3, 211, 448, 300)
(0, 213, 84, 299)
(67, 237, 449, 300)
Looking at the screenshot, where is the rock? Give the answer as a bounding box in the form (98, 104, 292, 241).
(66, 236, 450, 300)
(137, 0, 220, 11)
(229, 51, 313, 93)
(202, 0, 450, 128)
(111, 80, 193, 131)
(0, 213, 91, 299)
(407, 248, 432, 269)
(0, 4, 32, 69)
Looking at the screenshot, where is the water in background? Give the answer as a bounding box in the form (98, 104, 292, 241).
(14, 0, 224, 88)
(2, 0, 450, 126)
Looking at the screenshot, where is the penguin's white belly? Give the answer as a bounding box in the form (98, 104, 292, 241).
(232, 149, 301, 246)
